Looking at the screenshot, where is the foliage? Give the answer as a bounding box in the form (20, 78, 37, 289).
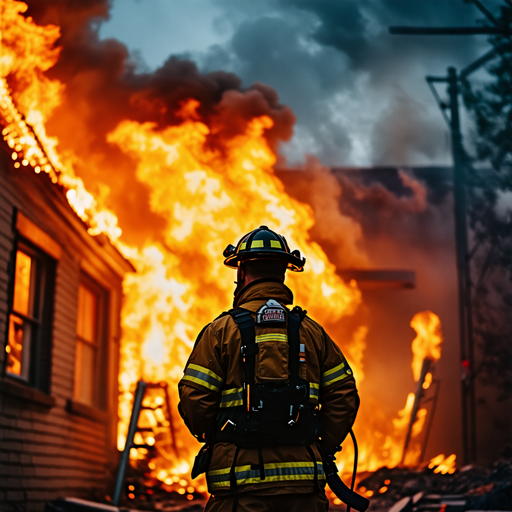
(461, 5, 512, 398)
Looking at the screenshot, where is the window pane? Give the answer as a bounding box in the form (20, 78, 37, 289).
(7, 314, 32, 379)
(77, 285, 97, 343)
(13, 250, 32, 316)
(74, 340, 95, 405)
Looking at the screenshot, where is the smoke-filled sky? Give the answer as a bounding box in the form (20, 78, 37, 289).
(99, 0, 502, 167)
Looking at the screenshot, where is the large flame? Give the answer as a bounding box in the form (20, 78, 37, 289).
(111, 101, 362, 474)
(0, 0, 122, 240)
(0, 0, 451, 497)
(344, 311, 444, 474)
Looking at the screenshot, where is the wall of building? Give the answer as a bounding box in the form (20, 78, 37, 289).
(0, 152, 125, 511)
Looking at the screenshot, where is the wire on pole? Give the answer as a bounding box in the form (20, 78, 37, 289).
(389, 26, 511, 35)
(470, 0, 501, 27)
(426, 77, 452, 128)
(460, 45, 502, 78)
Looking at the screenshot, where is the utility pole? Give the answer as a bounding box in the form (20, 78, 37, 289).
(389, 0, 511, 465)
(446, 65, 476, 465)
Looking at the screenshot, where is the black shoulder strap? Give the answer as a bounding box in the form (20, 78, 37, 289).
(287, 308, 304, 386)
(229, 308, 257, 386)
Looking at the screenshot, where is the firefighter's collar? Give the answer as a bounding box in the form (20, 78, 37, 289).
(233, 279, 294, 308)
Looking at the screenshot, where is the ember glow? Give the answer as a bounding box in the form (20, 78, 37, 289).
(1, 0, 452, 494)
(429, 453, 457, 475)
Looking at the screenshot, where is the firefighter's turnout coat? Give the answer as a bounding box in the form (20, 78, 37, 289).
(178, 280, 359, 496)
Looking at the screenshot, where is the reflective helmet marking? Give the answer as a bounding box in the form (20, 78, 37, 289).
(223, 225, 306, 272)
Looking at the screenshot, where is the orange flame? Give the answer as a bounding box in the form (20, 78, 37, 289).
(110, 103, 363, 475)
(0, 0, 122, 240)
(429, 453, 456, 474)
(410, 311, 443, 381)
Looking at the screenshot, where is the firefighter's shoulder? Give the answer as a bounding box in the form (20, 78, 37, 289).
(299, 313, 350, 368)
(299, 313, 329, 347)
(206, 310, 241, 339)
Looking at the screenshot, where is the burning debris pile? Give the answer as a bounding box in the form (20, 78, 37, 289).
(354, 448, 512, 512)
(112, 458, 207, 512)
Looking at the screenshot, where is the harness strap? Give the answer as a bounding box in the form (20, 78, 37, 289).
(229, 308, 256, 389)
(287, 309, 302, 386)
(229, 308, 257, 427)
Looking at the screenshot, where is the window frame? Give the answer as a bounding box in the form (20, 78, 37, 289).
(73, 272, 109, 411)
(3, 236, 56, 393)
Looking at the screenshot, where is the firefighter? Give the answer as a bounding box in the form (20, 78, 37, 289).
(178, 226, 360, 512)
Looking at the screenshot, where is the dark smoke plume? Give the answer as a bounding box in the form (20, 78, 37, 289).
(24, 0, 295, 246)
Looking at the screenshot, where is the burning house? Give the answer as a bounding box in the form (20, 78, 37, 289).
(0, 0, 510, 510)
(0, 86, 134, 508)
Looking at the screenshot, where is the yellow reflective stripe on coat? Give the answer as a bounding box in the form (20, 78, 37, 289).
(182, 363, 223, 392)
(255, 333, 288, 343)
(220, 387, 244, 408)
(207, 461, 325, 489)
(309, 382, 319, 400)
(321, 361, 352, 388)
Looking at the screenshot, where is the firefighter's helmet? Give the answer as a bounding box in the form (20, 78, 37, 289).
(223, 226, 306, 272)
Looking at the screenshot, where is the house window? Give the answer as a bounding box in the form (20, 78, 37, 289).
(6, 242, 55, 390)
(74, 277, 107, 408)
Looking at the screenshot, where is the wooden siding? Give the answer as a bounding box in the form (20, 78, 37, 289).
(0, 153, 127, 511)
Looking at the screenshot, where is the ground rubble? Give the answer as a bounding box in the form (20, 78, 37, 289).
(46, 450, 512, 512)
(115, 449, 511, 511)
(353, 449, 512, 512)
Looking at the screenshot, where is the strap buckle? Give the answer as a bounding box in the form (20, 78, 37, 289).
(240, 344, 258, 357)
(252, 399, 263, 412)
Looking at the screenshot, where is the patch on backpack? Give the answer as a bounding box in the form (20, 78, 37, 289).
(257, 299, 286, 324)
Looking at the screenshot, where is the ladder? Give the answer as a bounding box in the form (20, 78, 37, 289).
(112, 380, 179, 505)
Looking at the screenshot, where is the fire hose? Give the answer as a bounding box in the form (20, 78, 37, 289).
(318, 429, 370, 512)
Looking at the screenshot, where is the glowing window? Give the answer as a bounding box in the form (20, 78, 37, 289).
(74, 279, 105, 407)
(7, 249, 38, 379)
(6, 242, 55, 391)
